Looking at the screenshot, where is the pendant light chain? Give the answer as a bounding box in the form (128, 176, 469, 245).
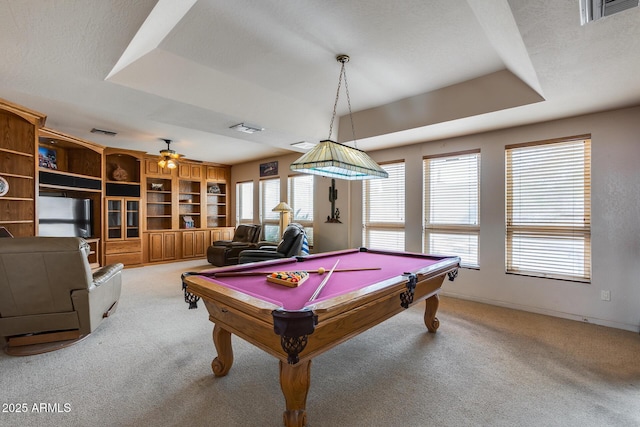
(342, 62, 358, 149)
(327, 56, 358, 147)
(288, 53, 389, 180)
(327, 61, 344, 141)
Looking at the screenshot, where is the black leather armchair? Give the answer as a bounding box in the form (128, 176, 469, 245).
(211, 224, 261, 247)
(238, 223, 306, 264)
(207, 224, 262, 266)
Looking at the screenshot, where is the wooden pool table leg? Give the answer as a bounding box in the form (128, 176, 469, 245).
(279, 359, 311, 427)
(423, 294, 440, 332)
(211, 324, 233, 376)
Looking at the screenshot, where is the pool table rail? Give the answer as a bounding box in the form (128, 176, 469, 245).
(187, 275, 281, 319)
(306, 254, 459, 315)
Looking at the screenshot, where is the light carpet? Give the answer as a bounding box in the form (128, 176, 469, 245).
(1, 260, 639, 427)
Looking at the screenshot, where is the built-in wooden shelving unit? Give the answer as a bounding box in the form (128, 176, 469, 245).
(0, 97, 233, 267)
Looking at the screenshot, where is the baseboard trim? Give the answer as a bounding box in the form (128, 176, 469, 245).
(440, 291, 640, 333)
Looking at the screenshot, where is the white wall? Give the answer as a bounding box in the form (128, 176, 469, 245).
(230, 105, 640, 332)
(231, 153, 354, 252)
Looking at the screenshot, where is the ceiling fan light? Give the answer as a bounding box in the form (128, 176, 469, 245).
(158, 139, 181, 169)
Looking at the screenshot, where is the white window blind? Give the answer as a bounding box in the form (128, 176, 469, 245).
(260, 178, 281, 242)
(236, 181, 254, 225)
(505, 137, 591, 282)
(288, 174, 314, 247)
(363, 162, 405, 251)
(424, 151, 480, 267)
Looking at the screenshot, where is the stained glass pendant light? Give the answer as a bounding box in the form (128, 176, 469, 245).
(290, 55, 388, 180)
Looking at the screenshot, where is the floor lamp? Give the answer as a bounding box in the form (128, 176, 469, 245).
(272, 202, 292, 239)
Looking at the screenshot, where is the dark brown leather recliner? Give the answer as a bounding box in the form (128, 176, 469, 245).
(0, 237, 123, 355)
(238, 223, 306, 264)
(207, 224, 262, 266)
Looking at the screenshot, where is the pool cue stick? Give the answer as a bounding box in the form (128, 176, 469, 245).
(213, 266, 380, 277)
(308, 259, 340, 301)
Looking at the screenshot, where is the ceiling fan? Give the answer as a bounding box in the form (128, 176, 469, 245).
(157, 139, 182, 169)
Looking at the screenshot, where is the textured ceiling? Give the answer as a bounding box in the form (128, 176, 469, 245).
(0, 0, 639, 165)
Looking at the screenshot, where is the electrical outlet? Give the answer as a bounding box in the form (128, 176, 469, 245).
(601, 290, 611, 301)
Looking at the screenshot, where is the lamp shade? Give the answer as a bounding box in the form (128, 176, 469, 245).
(290, 140, 388, 180)
(272, 201, 293, 212)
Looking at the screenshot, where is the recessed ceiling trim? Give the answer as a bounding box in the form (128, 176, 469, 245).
(105, 0, 198, 80)
(339, 69, 545, 143)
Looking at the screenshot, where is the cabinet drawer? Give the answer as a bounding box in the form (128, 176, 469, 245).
(105, 240, 142, 254)
(106, 252, 142, 266)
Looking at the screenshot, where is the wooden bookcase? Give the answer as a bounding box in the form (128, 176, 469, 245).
(206, 182, 227, 228)
(145, 176, 173, 230)
(37, 128, 104, 264)
(141, 157, 233, 263)
(104, 197, 142, 265)
(103, 149, 143, 266)
(179, 179, 202, 229)
(1, 97, 234, 266)
(0, 99, 46, 237)
(206, 165, 229, 228)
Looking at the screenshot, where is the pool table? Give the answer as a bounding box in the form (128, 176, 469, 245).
(183, 247, 459, 427)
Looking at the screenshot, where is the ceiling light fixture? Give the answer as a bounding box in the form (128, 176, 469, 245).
(291, 141, 318, 150)
(230, 123, 265, 134)
(289, 54, 388, 180)
(157, 139, 182, 169)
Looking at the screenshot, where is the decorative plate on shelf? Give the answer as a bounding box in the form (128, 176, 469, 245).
(0, 176, 8, 197)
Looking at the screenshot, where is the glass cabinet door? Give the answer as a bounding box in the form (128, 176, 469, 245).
(126, 199, 139, 238)
(107, 198, 140, 240)
(107, 199, 122, 239)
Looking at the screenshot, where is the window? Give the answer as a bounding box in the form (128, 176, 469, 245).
(288, 174, 314, 247)
(363, 162, 405, 251)
(423, 151, 480, 267)
(580, 0, 639, 25)
(505, 137, 591, 282)
(236, 181, 254, 226)
(259, 178, 281, 242)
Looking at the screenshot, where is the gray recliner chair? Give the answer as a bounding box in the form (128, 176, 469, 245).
(238, 223, 306, 264)
(0, 237, 123, 355)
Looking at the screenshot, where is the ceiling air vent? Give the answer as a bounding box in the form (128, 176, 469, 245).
(90, 128, 117, 136)
(581, 0, 639, 24)
(230, 123, 264, 134)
